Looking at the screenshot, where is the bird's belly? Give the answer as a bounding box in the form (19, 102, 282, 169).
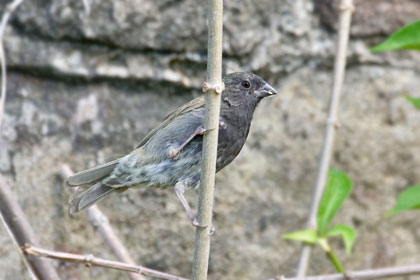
(103, 141, 201, 189)
(106, 124, 247, 190)
(215, 123, 248, 171)
(142, 141, 203, 189)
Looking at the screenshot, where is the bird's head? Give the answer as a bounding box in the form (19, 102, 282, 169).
(222, 72, 277, 108)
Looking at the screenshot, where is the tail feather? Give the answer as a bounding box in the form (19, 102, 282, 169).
(67, 159, 120, 186)
(69, 183, 115, 213)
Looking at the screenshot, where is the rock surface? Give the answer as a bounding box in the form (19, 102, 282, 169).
(1, 0, 420, 279)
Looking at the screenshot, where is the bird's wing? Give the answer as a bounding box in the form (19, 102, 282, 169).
(135, 95, 205, 148)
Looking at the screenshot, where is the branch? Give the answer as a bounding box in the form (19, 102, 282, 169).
(60, 164, 144, 280)
(81, 0, 91, 15)
(270, 263, 420, 280)
(0, 209, 37, 279)
(296, 0, 355, 276)
(191, 0, 224, 279)
(24, 245, 189, 280)
(0, 2, 37, 277)
(0, 0, 23, 127)
(0, 175, 60, 279)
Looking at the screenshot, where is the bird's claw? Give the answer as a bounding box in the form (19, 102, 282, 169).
(198, 127, 209, 135)
(209, 225, 216, 235)
(191, 216, 206, 228)
(191, 216, 216, 235)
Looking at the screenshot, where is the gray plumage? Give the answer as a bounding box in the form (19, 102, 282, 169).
(70, 182, 115, 212)
(67, 72, 277, 215)
(67, 159, 120, 186)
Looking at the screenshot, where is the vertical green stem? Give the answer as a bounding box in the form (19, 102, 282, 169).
(296, 0, 354, 276)
(191, 0, 224, 279)
(318, 238, 345, 273)
(326, 249, 345, 273)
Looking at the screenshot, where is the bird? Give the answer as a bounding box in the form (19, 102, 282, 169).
(67, 72, 277, 228)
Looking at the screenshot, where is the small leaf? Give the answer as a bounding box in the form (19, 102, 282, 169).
(326, 225, 356, 254)
(283, 229, 318, 244)
(371, 20, 420, 52)
(317, 169, 353, 235)
(405, 95, 420, 110)
(387, 185, 420, 216)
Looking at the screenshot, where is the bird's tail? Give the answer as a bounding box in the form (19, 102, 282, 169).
(66, 159, 121, 213)
(66, 159, 120, 186)
(69, 182, 115, 213)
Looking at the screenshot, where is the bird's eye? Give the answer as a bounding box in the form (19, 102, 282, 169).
(241, 80, 251, 88)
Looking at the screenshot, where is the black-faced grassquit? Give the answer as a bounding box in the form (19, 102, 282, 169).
(67, 72, 277, 227)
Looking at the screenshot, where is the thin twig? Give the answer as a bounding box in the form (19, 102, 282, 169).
(270, 263, 420, 280)
(0, 211, 37, 280)
(295, 0, 354, 276)
(0, 0, 23, 127)
(24, 245, 189, 280)
(60, 164, 144, 280)
(82, 0, 91, 15)
(0, 1, 32, 276)
(191, 0, 224, 279)
(0, 175, 60, 279)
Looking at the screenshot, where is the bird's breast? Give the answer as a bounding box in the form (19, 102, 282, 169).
(215, 115, 252, 171)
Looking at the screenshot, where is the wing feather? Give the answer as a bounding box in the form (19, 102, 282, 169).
(135, 96, 205, 148)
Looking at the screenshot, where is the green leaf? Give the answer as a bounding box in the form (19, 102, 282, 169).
(371, 20, 420, 52)
(405, 95, 420, 110)
(282, 229, 318, 244)
(387, 185, 420, 216)
(326, 225, 356, 254)
(317, 169, 353, 235)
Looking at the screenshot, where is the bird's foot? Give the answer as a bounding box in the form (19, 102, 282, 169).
(167, 126, 208, 160)
(191, 215, 216, 235)
(175, 183, 215, 235)
(191, 215, 205, 227)
(209, 224, 216, 235)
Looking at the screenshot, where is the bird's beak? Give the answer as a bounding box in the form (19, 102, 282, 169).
(257, 83, 277, 98)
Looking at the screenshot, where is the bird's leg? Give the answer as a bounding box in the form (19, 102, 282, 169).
(174, 182, 215, 234)
(174, 183, 204, 227)
(168, 121, 227, 160)
(167, 125, 206, 159)
(219, 120, 227, 129)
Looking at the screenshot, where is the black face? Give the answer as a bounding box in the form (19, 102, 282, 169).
(216, 73, 277, 171)
(223, 72, 277, 103)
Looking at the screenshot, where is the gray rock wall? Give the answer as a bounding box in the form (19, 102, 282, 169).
(1, 0, 420, 279)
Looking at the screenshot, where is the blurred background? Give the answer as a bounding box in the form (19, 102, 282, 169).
(1, 0, 420, 279)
